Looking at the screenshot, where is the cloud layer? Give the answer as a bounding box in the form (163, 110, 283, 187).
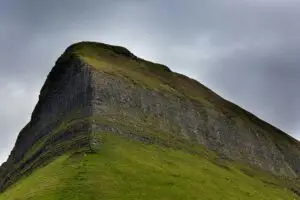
(1, 0, 300, 163)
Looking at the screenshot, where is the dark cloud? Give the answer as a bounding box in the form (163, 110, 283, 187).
(205, 46, 300, 133)
(1, 0, 300, 163)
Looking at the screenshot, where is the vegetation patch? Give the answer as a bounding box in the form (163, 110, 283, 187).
(0, 133, 298, 200)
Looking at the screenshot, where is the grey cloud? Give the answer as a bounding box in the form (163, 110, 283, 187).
(1, 0, 300, 163)
(206, 50, 300, 134)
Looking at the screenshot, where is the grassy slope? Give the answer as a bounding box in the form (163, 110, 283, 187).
(0, 133, 298, 200)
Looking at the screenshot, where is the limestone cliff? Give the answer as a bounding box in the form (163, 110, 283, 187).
(1, 41, 300, 191)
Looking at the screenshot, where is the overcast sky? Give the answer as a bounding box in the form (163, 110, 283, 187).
(1, 0, 300, 163)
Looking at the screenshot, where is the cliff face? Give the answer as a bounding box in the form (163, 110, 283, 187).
(1, 41, 300, 191)
(0, 55, 94, 190)
(90, 68, 300, 177)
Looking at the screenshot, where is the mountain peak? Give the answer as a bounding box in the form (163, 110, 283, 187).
(66, 41, 137, 59)
(59, 41, 172, 73)
(1, 41, 300, 199)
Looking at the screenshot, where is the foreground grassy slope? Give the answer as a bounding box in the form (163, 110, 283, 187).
(0, 134, 298, 200)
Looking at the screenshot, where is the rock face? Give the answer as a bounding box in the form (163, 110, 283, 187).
(1, 41, 300, 191)
(0, 55, 94, 190)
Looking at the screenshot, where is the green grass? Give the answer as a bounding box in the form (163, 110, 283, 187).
(0, 133, 298, 200)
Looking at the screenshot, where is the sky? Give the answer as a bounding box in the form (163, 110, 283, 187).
(1, 0, 300, 163)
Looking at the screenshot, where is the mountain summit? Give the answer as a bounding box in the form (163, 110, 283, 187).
(0, 41, 300, 199)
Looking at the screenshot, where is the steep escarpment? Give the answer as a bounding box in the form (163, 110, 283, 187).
(0, 53, 94, 191)
(1, 41, 300, 195)
(90, 68, 300, 177)
(80, 41, 300, 177)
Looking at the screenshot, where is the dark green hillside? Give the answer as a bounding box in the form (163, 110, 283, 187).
(0, 134, 298, 200)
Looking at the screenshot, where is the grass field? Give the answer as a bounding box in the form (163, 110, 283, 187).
(0, 133, 297, 200)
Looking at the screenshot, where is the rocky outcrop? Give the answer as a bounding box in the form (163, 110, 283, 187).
(1, 41, 300, 192)
(89, 67, 300, 177)
(0, 54, 94, 191)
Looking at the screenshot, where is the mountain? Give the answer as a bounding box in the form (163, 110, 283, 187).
(0, 41, 300, 199)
